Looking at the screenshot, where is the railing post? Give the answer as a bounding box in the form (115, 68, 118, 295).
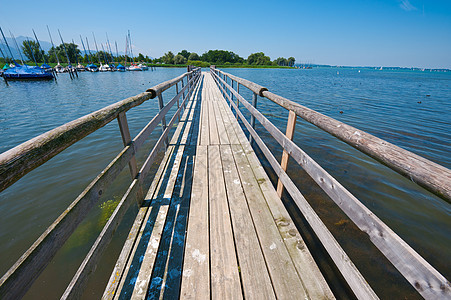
(236, 83, 240, 118)
(176, 82, 180, 121)
(230, 80, 234, 107)
(181, 78, 186, 108)
(276, 110, 297, 197)
(117, 112, 139, 179)
(249, 92, 258, 143)
(157, 93, 169, 148)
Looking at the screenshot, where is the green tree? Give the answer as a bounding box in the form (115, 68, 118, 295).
(178, 50, 190, 60)
(288, 57, 295, 67)
(274, 57, 288, 66)
(200, 50, 244, 64)
(137, 53, 145, 61)
(48, 43, 81, 64)
(162, 51, 174, 64)
(248, 52, 271, 65)
(21, 40, 43, 63)
(188, 52, 200, 61)
(174, 54, 187, 64)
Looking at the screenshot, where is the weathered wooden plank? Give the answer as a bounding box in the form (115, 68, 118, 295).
(220, 145, 276, 299)
(102, 147, 175, 299)
(230, 143, 308, 299)
(211, 89, 230, 145)
(240, 141, 335, 299)
(129, 144, 186, 299)
(276, 110, 297, 197)
(180, 145, 209, 299)
(207, 77, 220, 145)
(199, 75, 209, 146)
(208, 145, 242, 299)
(213, 88, 240, 145)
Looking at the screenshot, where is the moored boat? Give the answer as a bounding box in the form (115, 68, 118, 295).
(99, 64, 111, 72)
(138, 63, 148, 70)
(86, 63, 98, 72)
(3, 64, 54, 80)
(76, 63, 86, 72)
(116, 63, 126, 72)
(127, 64, 142, 71)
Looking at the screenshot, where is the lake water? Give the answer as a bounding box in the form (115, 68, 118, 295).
(0, 67, 449, 299)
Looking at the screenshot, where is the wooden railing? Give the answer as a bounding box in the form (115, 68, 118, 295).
(210, 67, 450, 300)
(0, 67, 202, 299)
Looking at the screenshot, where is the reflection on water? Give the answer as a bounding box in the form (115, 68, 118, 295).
(0, 68, 450, 299)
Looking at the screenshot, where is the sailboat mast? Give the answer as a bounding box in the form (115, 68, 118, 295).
(0, 26, 17, 65)
(100, 43, 108, 64)
(10, 31, 25, 65)
(80, 35, 90, 64)
(72, 39, 79, 65)
(85, 37, 94, 65)
(0, 45, 9, 64)
(124, 35, 128, 67)
(115, 41, 120, 62)
(32, 29, 48, 65)
(106, 33, 114, 63)
(128, 30, 135, 64)
(57, 29, 71, 66)
(47, 25, 60, 64)
(92, 33, 102, 65)
(26, 38, 38, 66)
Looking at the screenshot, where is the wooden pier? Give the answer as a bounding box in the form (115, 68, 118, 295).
(102, 73, 333, 299)
(0, 67, 450, 299)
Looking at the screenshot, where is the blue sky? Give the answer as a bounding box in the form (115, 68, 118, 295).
(1, 0, 450, 68)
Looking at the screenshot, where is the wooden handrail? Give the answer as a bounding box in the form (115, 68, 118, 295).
(211, 69, 451, 299)
(212, 68, 451, 202)
(0, 69, 199, 194)
(0, 69, 201, 299)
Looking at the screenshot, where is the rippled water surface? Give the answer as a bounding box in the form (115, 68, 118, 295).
(0, 67, 450, 299)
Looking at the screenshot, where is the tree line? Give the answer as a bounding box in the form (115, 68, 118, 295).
(1, 42, 295, 67)
(156, 50, 295, 67)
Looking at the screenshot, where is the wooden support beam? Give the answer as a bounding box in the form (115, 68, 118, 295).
(277, 110, 297, 197)
(117, 112, 139, 178)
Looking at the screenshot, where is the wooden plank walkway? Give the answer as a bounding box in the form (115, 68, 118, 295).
(103, 72, 334, 299)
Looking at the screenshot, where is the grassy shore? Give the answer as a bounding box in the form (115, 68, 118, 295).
(2, 61, 295, 69)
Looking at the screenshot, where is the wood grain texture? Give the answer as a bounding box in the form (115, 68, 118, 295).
(220, 145, 276, 299)
(208, 145, 242, 300)
(180, 145, 210, 299)
(276, 110, 297, 197)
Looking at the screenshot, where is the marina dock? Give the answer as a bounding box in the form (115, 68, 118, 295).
(0, 67, 450, 299)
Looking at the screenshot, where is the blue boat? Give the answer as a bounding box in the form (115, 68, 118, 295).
(3, 64, 54, 80)
(86, 63, 99, 72)
(116, 63, 126, 72)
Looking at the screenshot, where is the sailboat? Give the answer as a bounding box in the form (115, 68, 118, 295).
(84, 37, 98, 72)
(115, 41, 125, 72)
(106, 33, 116, 71)
(126, 31, 142, 71)
(58, 29, 77, 78)
(32, 30, 53, 73)
(93, 33, 110, 72)
(72, 39, 85, 72)
(1, 27, 54, 80)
